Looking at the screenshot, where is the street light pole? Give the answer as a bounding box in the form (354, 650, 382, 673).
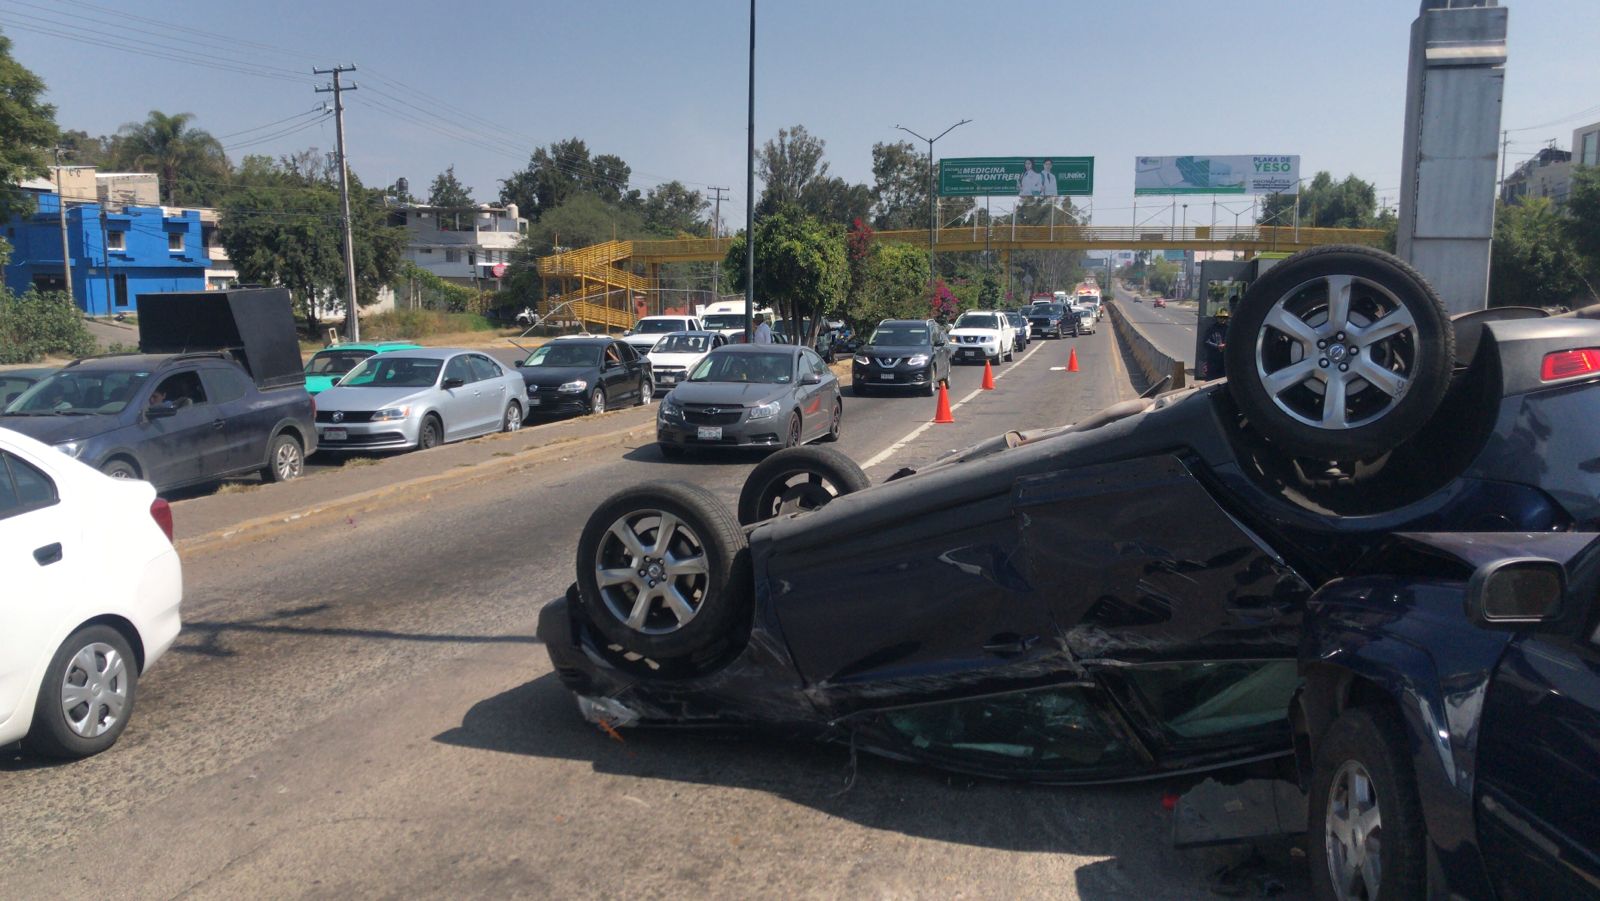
(896, 118, 971, 289)
(744, 0, 756, 343)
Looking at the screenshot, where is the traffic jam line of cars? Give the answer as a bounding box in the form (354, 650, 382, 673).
(544, 246, 1600, 900)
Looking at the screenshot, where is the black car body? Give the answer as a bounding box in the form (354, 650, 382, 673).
(517, 336, 653, 416)
(0, 289, 314, 490)
(542, 311, 1600, 784)
(1028, 303, 1072, 338)
(1293, 531, 1600, 898)
(851, 319, 952, 395)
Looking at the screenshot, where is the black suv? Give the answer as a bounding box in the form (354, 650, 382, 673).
(1028, 303, 1072, 338)
(851, 319, 952, 396)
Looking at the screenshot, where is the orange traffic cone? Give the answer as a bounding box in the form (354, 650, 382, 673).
(933, 381, 955, 423)
(1067, 347, 1080, 373)
(981, 360, 996, 390)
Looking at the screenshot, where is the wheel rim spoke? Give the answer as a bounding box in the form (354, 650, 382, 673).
(1348, 306, 1415, 345)
(1263, 358, 1319, 397)
(1323, 274, 1353, 335)
(608, 521, 648, 558)
(663, 585, 696, 622)
(1321, 373, 1350, 428)
(596, 567, 635, 588)
(650, 513, 680, 556)
(624, 585, 657, 629)
(665, 551, 707, 577)
(1264, 305, 1320, 348)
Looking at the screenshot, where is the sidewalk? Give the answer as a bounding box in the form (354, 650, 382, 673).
(171, 402, 659, 548)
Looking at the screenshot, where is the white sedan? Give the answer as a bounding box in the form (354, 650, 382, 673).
(646, 331, 728, 395)
(0, 427, 182, 758)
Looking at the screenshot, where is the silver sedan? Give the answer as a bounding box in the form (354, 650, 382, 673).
(312, 348, 528, 452)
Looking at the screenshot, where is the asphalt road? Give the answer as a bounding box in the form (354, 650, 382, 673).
(2, 327, 1309, 900)
(1113, 286, 1199, 364)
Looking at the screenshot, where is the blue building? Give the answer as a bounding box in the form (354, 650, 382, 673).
(4, 176, 219, 316)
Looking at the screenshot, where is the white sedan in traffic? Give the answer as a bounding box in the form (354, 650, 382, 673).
(0, 427, 182, 758)
(646, 331, 728, 395)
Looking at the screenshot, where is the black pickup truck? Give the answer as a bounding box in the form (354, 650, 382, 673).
(0, 288, 317, 490)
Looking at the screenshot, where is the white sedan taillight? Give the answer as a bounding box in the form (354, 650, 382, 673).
(150, 498, 174, 543)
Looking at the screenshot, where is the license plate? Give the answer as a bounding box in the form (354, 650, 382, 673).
(660, 374, 677, 383)
(323, 428, 347, 441)
(696, 426, 722, 441)
(878, 373, 895, 380)
(528, 395, 541, 406)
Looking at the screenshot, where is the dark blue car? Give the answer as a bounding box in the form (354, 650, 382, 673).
(1295, 532, 1600, 900)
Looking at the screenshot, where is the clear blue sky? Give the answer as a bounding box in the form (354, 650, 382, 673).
(5, 0, 1597, 226)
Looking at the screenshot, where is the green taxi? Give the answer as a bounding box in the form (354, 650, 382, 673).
(303, 342, 424, 395)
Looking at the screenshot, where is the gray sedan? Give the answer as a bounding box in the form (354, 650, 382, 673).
(312, 348, 528, 452)
(656, 344, 841, 457)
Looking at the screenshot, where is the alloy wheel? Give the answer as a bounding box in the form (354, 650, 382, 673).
(505, 403, 522, 432)
(591, 509, 711, 635)
(1254, 274, 1419, 431)
(1324, 760, 1384, 901)
(60, 642, 128, 739)
(275, 441, 303, 480)
(592, 389, 607, 415)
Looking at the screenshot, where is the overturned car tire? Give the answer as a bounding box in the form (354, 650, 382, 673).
(737, 446, 871, 525)
(575, 482, 752, 664)
(1225, 245, 1453, 460)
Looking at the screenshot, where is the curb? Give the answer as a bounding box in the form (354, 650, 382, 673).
(177, 418, 656, 553)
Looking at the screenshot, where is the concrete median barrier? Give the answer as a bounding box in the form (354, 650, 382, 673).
(1106, 301, 1187, 393)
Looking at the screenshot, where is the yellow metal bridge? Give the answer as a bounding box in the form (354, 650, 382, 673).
(536, 225, 1386, 331)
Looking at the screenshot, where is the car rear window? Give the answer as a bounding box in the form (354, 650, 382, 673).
(0, 450, 58, 519)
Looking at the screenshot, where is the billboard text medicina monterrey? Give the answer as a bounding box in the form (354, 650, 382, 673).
(939, 157, 1095, 197)
(1134, 155, 1300, 195)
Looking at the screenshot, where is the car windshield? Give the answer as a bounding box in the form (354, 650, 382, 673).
(3, 369, 151, 415)
(869, 325, 932, 346)
(306, 348, 374, 376)
(653, 334, 711, 354)
(701, 314, 744, 331)
(522, 344, 603, 367)
(689, 352, 793, 384)
(954, 313, 1000, 330)
(1033, 304, 1066, 316)
(635, 319, 685, 334)
(338, 356, 443, 388)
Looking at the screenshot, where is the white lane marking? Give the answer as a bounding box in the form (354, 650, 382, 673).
(859, 339, 1048, 470)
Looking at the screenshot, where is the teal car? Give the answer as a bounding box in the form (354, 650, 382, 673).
(303, 342, 424, 395)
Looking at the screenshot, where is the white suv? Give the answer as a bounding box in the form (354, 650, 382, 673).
(947, 311, 1013, 365)
(0, 428, 182, 759)
(622, 316, 702, 355)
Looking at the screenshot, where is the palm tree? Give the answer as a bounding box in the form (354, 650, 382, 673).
(115, 111, 229, 206)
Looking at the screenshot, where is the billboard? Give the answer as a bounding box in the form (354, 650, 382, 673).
(1134, 155, 1300, 195)
(939, 157, 1094, 197)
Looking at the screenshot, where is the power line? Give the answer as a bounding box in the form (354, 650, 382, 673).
(215, 107, 327, 140)
(0, 12, 316, 84)
(223, 113, 332, 152)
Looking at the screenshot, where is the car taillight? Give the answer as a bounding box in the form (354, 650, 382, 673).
(1540, 348, 1600, 382)
(150, 497, 174, 543)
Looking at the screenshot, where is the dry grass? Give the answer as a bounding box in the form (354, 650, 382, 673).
(213, 481, 260, 495)
(344, 456, 382, 467)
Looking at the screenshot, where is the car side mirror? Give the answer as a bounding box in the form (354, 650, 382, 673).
(623, 329, 634, 336)
(1466, 558, 1566, 630)
(145, 402, 178, 419)
(800, 372, 822, 386)
(442, 376, 466, 389)
(514, 360, 526, 367)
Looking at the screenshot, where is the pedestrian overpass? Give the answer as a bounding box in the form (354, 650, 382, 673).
(536, 224, 1386, 331)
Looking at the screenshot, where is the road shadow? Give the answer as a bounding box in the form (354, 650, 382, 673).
(175, 603, 539, 659)
(434, 673, 1310, 898)
(621, 443, 772, 465)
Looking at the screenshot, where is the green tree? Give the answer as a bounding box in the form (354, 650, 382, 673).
(722, 204, 848, 343)
(0, 27, 59, 263)
(870, 141, 928, 230)
(1566, 167, 1600, 295)
(114, 110, 229, 206)
(219, 156, 404, 331)
(1488, 198, 1589, 309)
(426, 165, 475, 207)
(843, 241, 928, 330)
(521, 193, 646, 256)
(640, 180, 708, 235)
(499, 138, 638, 220)
(756, 124, 828, 216)
(1259, 171, 1378, 229)
(799, 176, 872, 225)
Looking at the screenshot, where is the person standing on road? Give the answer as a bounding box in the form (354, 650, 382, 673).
(1200, 305, 1230, 381)
(752, 314, 774, 345)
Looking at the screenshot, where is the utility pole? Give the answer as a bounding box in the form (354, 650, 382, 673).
(1498, 129, 1510, 196)
(315, 65, 360, 341)
(708, 185, 728, 301)
(744, 0, 756, 343)
(896, 118, 971, 289)
(52, 148, 74, 307)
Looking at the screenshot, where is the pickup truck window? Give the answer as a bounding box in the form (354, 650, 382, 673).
(151, 371, 208, 409)
(4, 369, 151, 415)
(203, 367, 251, 404)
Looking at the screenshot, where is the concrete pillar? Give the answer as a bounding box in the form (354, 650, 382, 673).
(1396, 0, 1507, 314)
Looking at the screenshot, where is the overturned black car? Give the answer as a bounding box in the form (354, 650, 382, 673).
(539, 245, 1600, 787)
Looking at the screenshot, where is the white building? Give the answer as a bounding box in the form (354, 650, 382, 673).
(392, 203, 527, 288)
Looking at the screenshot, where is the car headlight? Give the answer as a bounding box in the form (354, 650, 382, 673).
(905, 354, 930, 367)
(659, 398, 683, 421)
(852, 353, 870, 366)
(370, 406, 410, 422)
(557, 379, 589, 394)
(53, 440, 84, 458)
(747, 400, 782, 420)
